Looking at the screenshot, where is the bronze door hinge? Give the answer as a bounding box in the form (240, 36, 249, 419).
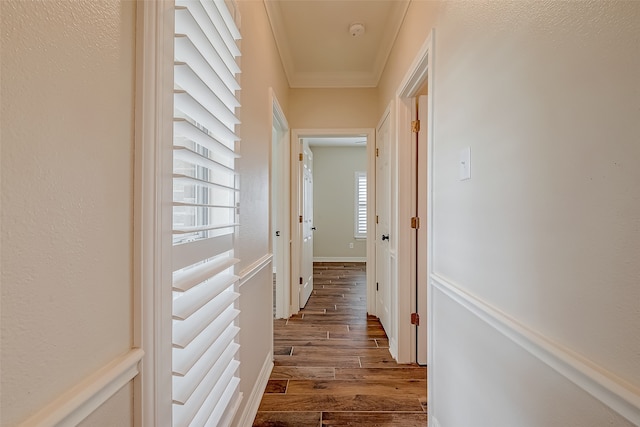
(411, 312, 420, 326)
(411, 217, 420, 229)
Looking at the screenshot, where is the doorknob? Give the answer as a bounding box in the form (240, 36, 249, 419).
(275, 231, 280, 237)
(381, 234, 389, 241)
(311, 227, 316, 231)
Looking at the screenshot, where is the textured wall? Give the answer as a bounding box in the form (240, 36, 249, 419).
(0, 1, 136, 425)
(378, 0, 640, 425)
(236, 0, 290, 270)
(289, 88, 378, 129)
(433, 0, 640, 383)
(234, 0, 290, 423)
(311, 146, 367, 259)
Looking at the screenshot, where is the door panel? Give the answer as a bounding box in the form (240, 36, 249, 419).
(376, 112, 392, 335)
(299, 141, 314, 308)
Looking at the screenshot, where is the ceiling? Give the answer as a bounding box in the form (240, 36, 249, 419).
(264, 0, 410, 88)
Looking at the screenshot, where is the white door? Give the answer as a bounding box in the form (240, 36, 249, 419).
(299, 140, 314, 308)
(416, 95, 428, 365)
(376, 111, 392, 334)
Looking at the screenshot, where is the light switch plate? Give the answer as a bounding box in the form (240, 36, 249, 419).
(459, 147, 471, 181)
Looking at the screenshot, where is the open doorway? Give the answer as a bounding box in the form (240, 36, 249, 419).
(289, 129, 376, 316)
(270, 90, 290, 320)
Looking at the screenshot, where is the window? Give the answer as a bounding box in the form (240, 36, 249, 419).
(355, 171, 367, 238)
(171, 1, 242, 426)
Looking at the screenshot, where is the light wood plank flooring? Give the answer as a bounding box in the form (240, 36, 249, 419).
(253, 262, 427, 426)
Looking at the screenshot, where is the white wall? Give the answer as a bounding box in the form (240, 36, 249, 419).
(311, 146, 367, 260)
(1, 1, 136, 425)
(381, 1, 640, 426)
(233, 1, 290, 424)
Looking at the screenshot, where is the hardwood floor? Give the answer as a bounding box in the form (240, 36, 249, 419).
(253, 262, 427, 427)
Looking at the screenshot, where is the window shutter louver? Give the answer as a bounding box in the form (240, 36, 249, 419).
(355, 172, 367, 238)
(172, 1, 242, 426)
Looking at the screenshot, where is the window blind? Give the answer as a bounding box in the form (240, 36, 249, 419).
(172, 1, 242, 426)
(355, 171, 367, 238)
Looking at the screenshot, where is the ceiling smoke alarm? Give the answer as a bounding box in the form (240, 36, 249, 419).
(349, 22, 365, 37)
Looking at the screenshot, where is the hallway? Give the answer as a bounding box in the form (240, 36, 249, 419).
(253, 262, 427, 426)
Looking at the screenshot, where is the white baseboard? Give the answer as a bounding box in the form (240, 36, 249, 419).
(313, 257, 366, 263)
(431, 274, 640, 426)
(236, 351, 273, 427)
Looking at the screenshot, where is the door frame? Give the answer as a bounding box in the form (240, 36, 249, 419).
(394, 29, 434, 365)
(270, 89, 290, 319)
(395, 27, 435, 407)
(290, 128, 376, 316)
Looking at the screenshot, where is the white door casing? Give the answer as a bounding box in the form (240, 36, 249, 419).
(416, 94, 428, 365)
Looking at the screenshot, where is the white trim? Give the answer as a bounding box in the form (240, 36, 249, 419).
(133, 1, 174, 425)
(313, 257, 367, 263)
(238, 254, 273, 287)
(394, 29, 434, 365)
(235, 352, 274, 427)
(19, 349, 144, 427)
(366, 127, 377, 317)
(432, 274, 640, 426)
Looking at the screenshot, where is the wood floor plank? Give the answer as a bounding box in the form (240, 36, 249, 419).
(264, 379, 288, 394)
(258, 394, 424, 412)
(274, 339, 378, 349)
(285, 379, 426, 396)
(253, 411, 321, 427)
(335, 367, 427, 380)
(270, 366, 335, 380)
(274, 330, 329, 340)
(274, 355, 360, 368)
(291, 347, 398, 359)
(321, 412, 427, 427)
(274, 346, 292, 356)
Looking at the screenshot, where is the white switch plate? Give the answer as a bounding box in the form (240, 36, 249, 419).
(459, 147, 471, 180)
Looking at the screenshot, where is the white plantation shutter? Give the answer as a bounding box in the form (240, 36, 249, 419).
(355, 171, 367, 238)
(172, 1, 242, 426)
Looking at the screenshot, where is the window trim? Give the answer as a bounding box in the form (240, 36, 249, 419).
(354, 170, 367, 239)
(134, 1, 175, 425)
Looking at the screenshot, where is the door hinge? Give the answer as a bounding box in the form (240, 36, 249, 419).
(411, 216, 420, 229)
(376, 215, 379, 224)
(299, 153, 303, 161)
(376, 282, 379, 291)
(299, 277, 303, 285)
(411, 312, 420, 326)
(411, 120, 421, 133)
(376, 148, 379, 157)
(299, 215, 303, 223)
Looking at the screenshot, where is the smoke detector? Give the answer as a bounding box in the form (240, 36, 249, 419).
(349, 22, 365, 37)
